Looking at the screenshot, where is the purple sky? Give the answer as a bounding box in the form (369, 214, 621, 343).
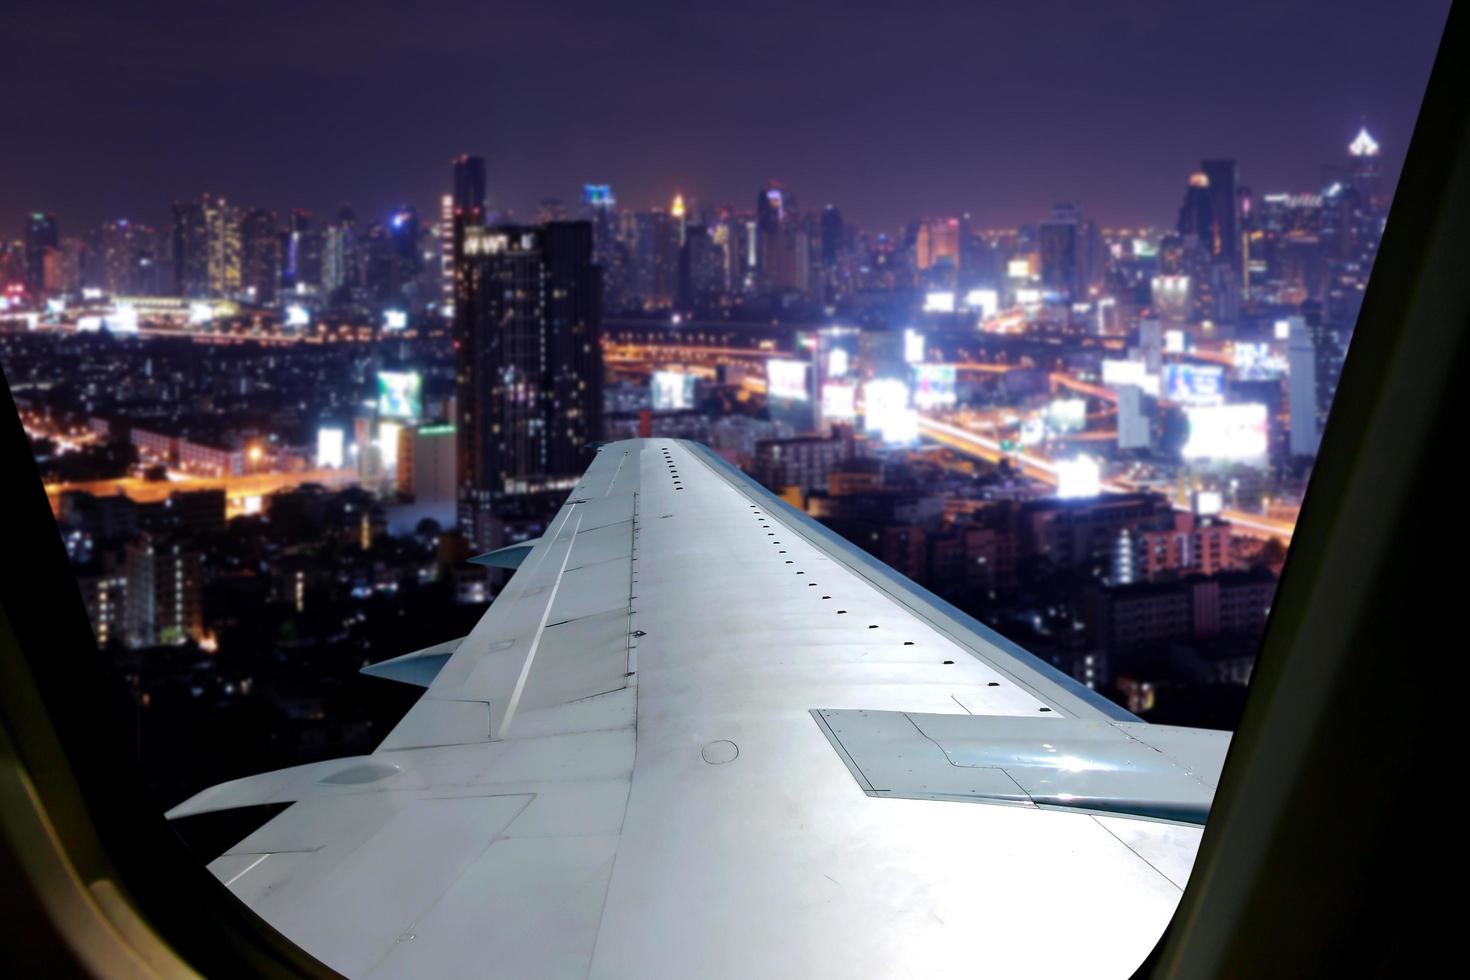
(2, 0, 1450, 236)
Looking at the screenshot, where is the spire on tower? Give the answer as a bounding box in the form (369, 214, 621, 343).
(1349, 125, 1380, 158)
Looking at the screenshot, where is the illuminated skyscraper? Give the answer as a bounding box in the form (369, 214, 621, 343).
(915, 218, 960, 272)
(321, 208, 357, 302)
(1287, 316, 1319, 458)
(449, 154, 487, 320)
(122, 536, 204, 648)
(1343, 123, 1387, 279)
(201, 194, 241, 298)
(439, 194, 455, 316)
(1348, 124, 1384, 211)
(671, 193, 688, 246)
(454, 222, 604, 547)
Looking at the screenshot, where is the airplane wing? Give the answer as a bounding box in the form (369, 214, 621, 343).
(169, 438, 1227, 978)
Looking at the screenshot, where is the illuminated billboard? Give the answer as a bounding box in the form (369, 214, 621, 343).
(1182, 404, 1269, 461)
(285, 304, 311, 327)
(1046, 398, 1087, 433)
(104, 306, 139, 333)
(652, 371, 696, 410)
(862, 379, 917, 444)
(913, 364, 957, 410)
(1163, 364, 1225, 405)
(316, 427, 345, 469)
(821, 382, 857, 422)
(767, 359, 810, 402)
(1232, 342, 1287, 380)
(903, 328, 925, 364)
(1055, 456, 1102, 499)
(1194, 490, 1224, 516)
(376, 421, 402, 472)
(383, 309, 408, 331)
(923, 291, 956, 313)
(1164, 329, 1186, 353)
(376, 370, 423, 419)
(815, 326, 860, 386)
(827, 346, 851, 379)
(1007, 258, 1031, 278)
(963, 288, 1000, 318)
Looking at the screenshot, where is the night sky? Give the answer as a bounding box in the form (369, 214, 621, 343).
(3, 0, 1450, 236)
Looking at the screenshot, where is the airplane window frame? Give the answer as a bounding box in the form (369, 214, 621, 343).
(2, 5, 1464, 977)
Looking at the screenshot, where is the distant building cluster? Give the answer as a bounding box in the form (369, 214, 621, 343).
(0, 125, 1390, 739)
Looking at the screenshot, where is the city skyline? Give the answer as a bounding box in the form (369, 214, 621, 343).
(2, 0, 1448, 235)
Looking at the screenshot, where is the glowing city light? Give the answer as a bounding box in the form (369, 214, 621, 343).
(1349, 127, 1380, 157)
(1056, 456, 1102, 499)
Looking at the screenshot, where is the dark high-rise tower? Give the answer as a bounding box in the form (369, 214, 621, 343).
(240, 208, 281, 305)
(1200, 159, 1240, 274)
(452, 154, 487, 216)
(580, 184, 623, 311)
(448, 155, 488, 319)
(171, 201, 208, 298)
(24, 213, 59, 293)
(1177, 171, 1214, 243)
(454, 222, 604, 547)
(285, 209, 320, 291)
(101, 219, 140, 295)
(1039, 203, 1082, 300)
(820, 205, 844, 267)
(387, 206, 422, 301)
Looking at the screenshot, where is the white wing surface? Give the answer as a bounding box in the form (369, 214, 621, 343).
(170, 438, 1226, 978)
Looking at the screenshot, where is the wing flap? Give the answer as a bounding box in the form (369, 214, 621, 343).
(813, 709, 1226, 824)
